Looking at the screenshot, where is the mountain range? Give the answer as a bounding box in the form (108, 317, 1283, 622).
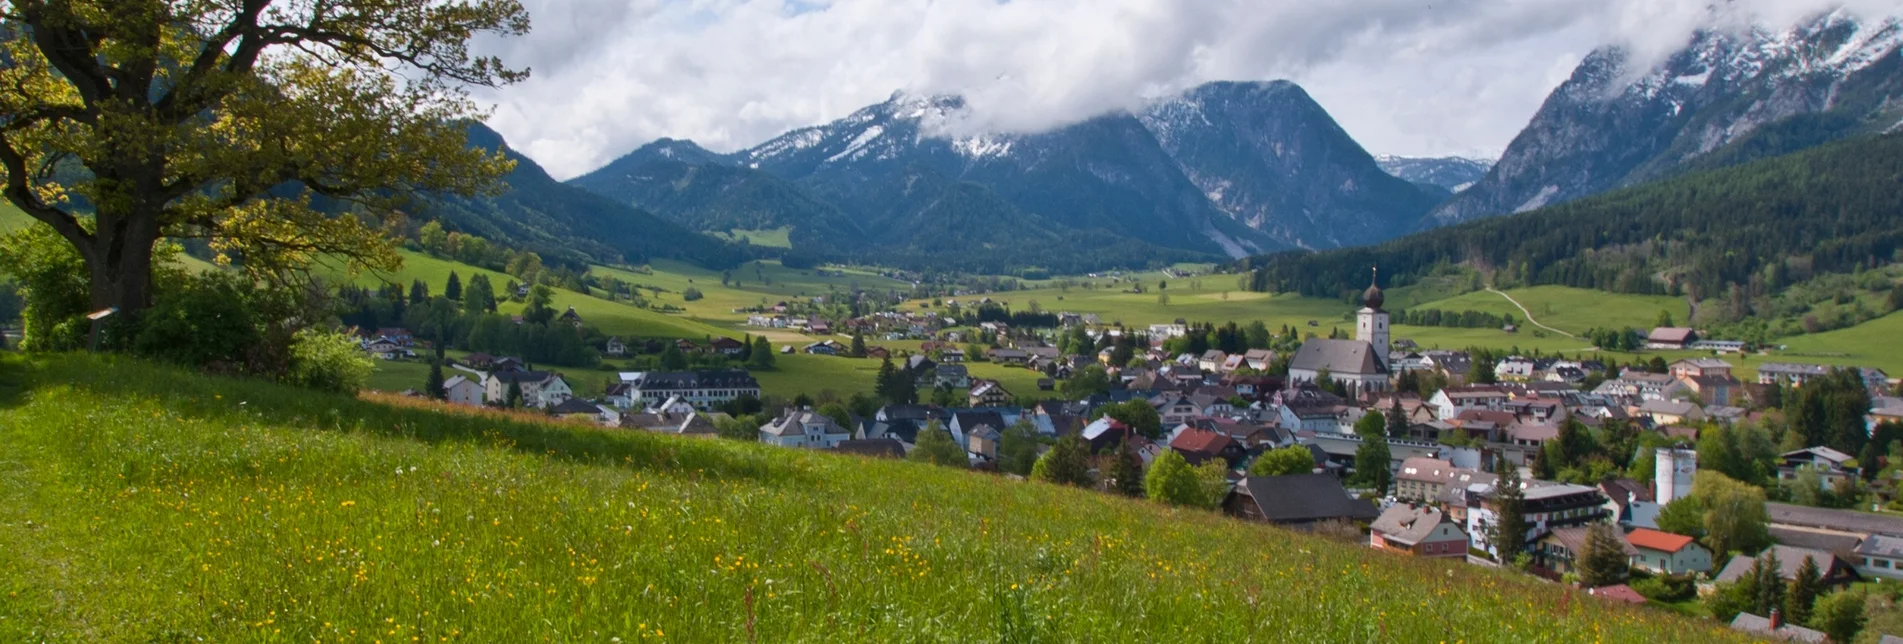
(1434, 11, 1903, 224)
(462, 8, 1903, 275)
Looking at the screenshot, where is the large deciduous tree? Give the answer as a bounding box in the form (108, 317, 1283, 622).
(0, 0, 529, 319)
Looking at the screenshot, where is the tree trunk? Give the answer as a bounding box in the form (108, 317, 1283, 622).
(84, 210, 162, 319)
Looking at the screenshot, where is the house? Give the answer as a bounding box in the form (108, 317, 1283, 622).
(1589, 585, 1650, 605)
(1678, 373, 1743, 406)
(1670, 358, 1733, 380)
(557, 307, 584, 329)
(1636, 400, 1704, 426)
(1494, 356, 1537, 380)
(1152, 393, 1202, 426)
(803, 340, 840, 355)
(1370, 504, 1470, 558)
(866, 346, 891, 360)
(482, 371, 573, 409)
(604, 337, 628, 357)
(1429, 387, 1510, 420)
(1854, 534, 1903, 580)
(1729, 612, 1825, 643)
(1533, 526, 1637, 577)
(1466, 481, 1611, 559)
(1242, 349, 1276, 371)
(442, 375, 484, 407)
(1224, 474, 1379, 528)
(1394, 457, 1496, 503)
(551, 397, 614, 425)
(923, 364, 970, 390)
(939, 348, 965, 363)
(988, 348, 1031, 365)
(618, 370, 762, 410)
(709, 337, 747, 356)
(968, 381, 1012, 408)
(1646, 327, 1697, 350)
(363, 337, 406, 360)
(1081, 417, 1135, 454)
(1169, 428, 1243, 467)
(622, 411, 721, 436)
(1714, 545, 1861, 589)
(758, 410, 852, 449)
(1198, 350, 1228, 372)
(1757, 362, 1830, 387)
(1625, 528, 1713, 574)
(1778, 447, 1857, 487)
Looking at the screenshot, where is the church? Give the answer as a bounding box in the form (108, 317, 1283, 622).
(1288, 272, 1390, 394)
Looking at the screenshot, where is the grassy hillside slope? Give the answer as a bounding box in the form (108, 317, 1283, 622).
(0, 354, 1741, 642)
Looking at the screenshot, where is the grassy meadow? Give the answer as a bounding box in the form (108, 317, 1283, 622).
(711, 227, 794, 248)
(0, 353, 1748, 642)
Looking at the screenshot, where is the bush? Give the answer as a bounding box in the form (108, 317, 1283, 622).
(287, 328, 374, 395)
(0, 226, 90, 351)
(135, 272, 260, 369)
(681, 287, 704, 302)
(1630, 574, 1696, 603)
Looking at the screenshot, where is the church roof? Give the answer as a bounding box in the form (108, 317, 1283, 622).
(1290, 339, 1385, 376)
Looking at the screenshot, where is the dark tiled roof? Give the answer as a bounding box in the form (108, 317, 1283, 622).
(835, 439, 906, 458)
(1290, 339, 1383, 375)
(1235, 474, 1379, 524)
(633, 370, 760, 390)
(1769, 503, 1903, 538)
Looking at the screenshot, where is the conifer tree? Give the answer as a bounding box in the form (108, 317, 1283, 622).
(1489, 457, 1529, 563)
(1105, 439, 1146, 497)
(1578, 522, 1631, 587)
(445, 272, 463, 301)
(1785, 555, 1821, 625)
(1032, 434, 1093, 487)
(425, 360, 446, 400)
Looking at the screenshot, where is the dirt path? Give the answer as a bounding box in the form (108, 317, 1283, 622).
(1485, 288, 1577, 339)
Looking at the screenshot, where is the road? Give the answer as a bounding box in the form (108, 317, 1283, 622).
(1484, 288, 1577, 339)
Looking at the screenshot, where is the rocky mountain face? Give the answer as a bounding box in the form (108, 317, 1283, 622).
(1375, 156, 1493, 193)
(1433, 11, 1903, 225)
(425, 125, 746, 269)
(568, 81, 1446, 271)
(1139, 81, 1445, 249)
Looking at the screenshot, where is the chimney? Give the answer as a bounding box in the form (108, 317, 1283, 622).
(1769, 608, 1783, 630)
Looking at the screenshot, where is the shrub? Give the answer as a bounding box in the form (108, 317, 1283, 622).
(682, 287, 704, 302)
(1630, 574, 1696, 603)
(0, 226, 90, 351)
(134, 272, 260, 370)
(287, 328, 374, 395)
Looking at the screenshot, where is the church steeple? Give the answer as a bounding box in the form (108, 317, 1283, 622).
(1356, 266, 1390, 373)
(1362, 266, 1384, 312)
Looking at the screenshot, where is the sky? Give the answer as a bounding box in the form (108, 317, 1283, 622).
(469, 0, 1903, 180)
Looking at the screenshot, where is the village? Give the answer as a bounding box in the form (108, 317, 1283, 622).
(350, 275, 1903, 641)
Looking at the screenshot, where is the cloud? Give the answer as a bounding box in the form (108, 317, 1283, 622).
(471, 0, 1903, 179)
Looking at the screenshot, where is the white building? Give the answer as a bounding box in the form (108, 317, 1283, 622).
(759, 411, 851, 449)
(1656, 447, 1697, 504)
(442, 375, 484, 407)
(1287, 276, 1390, 393)
(482, 371, 573, 409)
(616, 370, 762, 410)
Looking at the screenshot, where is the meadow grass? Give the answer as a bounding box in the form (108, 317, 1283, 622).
(1774, 311, 1903, 376)
(1414, 286, 1687, 336)
(750, 353, 1049, 400)
(0, 353, 1748, 642)
(711, 227, 794, 248)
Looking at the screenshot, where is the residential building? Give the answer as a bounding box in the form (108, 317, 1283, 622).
(1730, 613, 1826, 643)
(482, 371, 573, 409)
(1370, 504, 1470, 558)
(442, 375, 484, 407)
(1669, 358, 1733, 380)
(1778, 447, 1858, 487)
(1224, 474, 1380, 529)
(1533, 526, 1636, 577)
(1855, 534, 1903, 580)
(1715, 545, 1860, 589)
(1758, 362, 1830, 387)
(1646, 327, 1697, 350)
(1467, 481, 1611, 559)
(618, 370, 762, 410)
(1169, 428, 1243, 468)
(1429, 387, 1510, 420)
(968, 381, 1012, 407)
(758, 410, 851, 449)
(1394, 457, 1496, 503)
(1625, 528, 1713, 575)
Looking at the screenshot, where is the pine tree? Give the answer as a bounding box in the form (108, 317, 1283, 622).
(748, 336, 776, 370)
(1387, 398, 1409, 438)
(445, 271, 462, 301)
(506, 380, 523, 409)
(1578, 522, 1631, 587)
(1489, 458, 1529, 563)
(1753, 549, 1785, 617)
(849, 333, 866, 358)
(1032, 434, 1093, 487)
(1785, 555, 1821, 625)
(1353, 435, 1393, 495)
(1105, 439, 1145, 497)
(660, 344, 687, 370)
(410, 279, 429, 303)
(874, 357, 897, 403)
(425, 360, 446, 400)
(464, 274, 496, 314)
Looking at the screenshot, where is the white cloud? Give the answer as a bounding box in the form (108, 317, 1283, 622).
(472, 0, 1903, 179)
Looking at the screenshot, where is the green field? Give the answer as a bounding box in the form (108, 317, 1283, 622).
(0, 353, 1744, 642)
(712, 227, 793, 248)
(1777, 312, 1903, 376)
(1414, 286, 1687, 337)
